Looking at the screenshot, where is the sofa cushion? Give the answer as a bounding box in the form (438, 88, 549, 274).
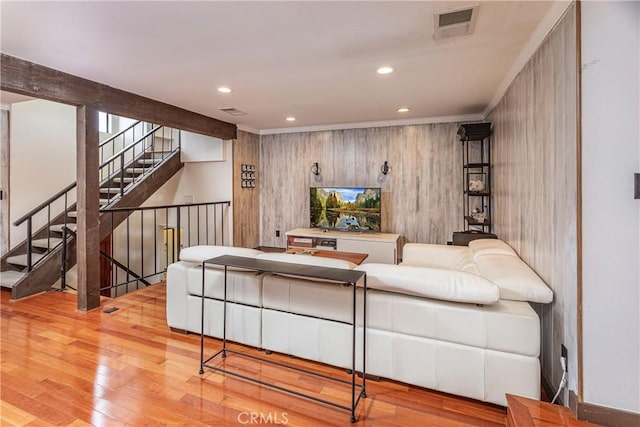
(473, 253, 553, 303)
(355, 263, 499, 305)
(179, 245, 264, 265)
(255, 253, 357, 270)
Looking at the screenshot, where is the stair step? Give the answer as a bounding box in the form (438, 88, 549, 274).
(32, 237, 63, 249)
(125, 167, 148, 174)
(1, 270, 27, 288)
(137, 158, 160, 165)
(100, 187, 123, 194)
(50, 223, 78, 233)
(7, 253, 46, 268)
(100, 198, 112, 205)
(67, 211, 77, 218)
(112, 177, 135, 183)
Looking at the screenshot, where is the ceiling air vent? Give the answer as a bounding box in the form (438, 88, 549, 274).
(219, 107, 247, 116)
(433, 5, 479, 41)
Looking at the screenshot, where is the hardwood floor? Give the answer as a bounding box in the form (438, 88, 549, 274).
(1, 284, 508, 426)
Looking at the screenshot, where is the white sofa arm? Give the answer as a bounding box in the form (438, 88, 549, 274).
(166, 261, 193, 331)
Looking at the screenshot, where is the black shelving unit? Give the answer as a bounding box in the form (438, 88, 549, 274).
(457, 123, 492, 234)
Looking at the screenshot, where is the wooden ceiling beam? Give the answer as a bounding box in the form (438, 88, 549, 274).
(0, 54, 237, 140)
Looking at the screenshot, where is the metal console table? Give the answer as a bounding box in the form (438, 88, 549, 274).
(199, 255, 368, 423)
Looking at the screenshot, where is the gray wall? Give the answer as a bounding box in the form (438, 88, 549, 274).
(488, 5, 578, 402)
(259, 123, 463, 248)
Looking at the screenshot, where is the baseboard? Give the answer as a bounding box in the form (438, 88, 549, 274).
(569, 390, 579, 417)
(570, 391, 640, 427)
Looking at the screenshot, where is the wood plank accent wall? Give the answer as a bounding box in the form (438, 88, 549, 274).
(0, 54, 237, 140)
(259, 123, 463, 248)
(233, 130, 260, 248)
(488, 5, 578, 400)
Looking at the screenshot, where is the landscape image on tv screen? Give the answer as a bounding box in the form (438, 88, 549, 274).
(310, 187, 381, 232)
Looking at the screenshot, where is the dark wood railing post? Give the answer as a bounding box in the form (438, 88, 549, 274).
(76, 105, 101, 311)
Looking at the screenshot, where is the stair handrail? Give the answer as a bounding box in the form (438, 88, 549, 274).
(98, 120, 143, 148)
(100, 125, 163, 166)
(13, 182, 76, 226)
(100, 124, 180, 199)
(99, 200, 230, 213)
(11, 182, 76, 271)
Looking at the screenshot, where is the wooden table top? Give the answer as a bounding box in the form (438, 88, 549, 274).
(285, 248, 369, 265)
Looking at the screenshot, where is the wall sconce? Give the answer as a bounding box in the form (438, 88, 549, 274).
(311, 162, 322, 182)
(377, 161, 390, 183)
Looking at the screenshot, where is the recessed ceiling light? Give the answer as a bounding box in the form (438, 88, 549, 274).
(218, 87, 232, 93)
(377, 66, 394, 75)
(286, 116, 296, 122)
(397, 107, 410, 113)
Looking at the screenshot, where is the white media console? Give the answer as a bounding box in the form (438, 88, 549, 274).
(286, 228, 402, 264)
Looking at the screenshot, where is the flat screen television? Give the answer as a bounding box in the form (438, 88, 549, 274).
(310, 187, 381, 232)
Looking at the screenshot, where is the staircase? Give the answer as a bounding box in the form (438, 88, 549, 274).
(1, 122, 183, 299)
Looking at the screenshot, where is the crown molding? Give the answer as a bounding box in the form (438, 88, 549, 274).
(259, 113, 485, 135)
(483, 0, 574, 117)
(236, 124, 260, 135)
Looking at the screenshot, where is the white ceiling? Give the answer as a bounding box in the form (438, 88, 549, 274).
(1, 1, 562, 133)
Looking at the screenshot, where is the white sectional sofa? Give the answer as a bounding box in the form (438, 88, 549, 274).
(166, 239, 553, 407)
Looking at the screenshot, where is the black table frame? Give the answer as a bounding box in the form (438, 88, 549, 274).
(199, 255, 367, 423)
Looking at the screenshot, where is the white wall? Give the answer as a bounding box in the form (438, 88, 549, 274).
(146, 139, 233, 218)
(581, 1, 640, 413)
(9, 99, 76, 249)
(180, 131, 226, 162)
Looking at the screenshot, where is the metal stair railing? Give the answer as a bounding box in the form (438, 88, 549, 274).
(99, 125, 180, 198)
(99, 119, 145, 173)
(59, 200, 231, 297)
(12, 183, 77, 271)
(6, 123, 180, 274)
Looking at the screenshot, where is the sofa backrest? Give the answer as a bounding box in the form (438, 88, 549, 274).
(469, 239, 553, 304)
(356, 263, 500, 305)
(401, 243, 479, 274)
(179, 245, 264, 270)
